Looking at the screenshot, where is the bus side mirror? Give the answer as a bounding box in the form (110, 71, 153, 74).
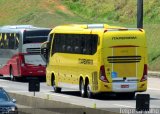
(41, 47, 49, 63)
(40, 41, 49, 64)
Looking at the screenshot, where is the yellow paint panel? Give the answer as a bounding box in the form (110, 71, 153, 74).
(113, 47, 136, 56)
(113, 47, 136, 77)
(113, 63, 136, 77)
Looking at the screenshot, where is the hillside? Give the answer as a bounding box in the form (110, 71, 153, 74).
(62, 0, 160, 24)
(0, 0, 85, 27)
(0, 0, 160, 71)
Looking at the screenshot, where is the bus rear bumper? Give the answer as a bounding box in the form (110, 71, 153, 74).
(97, 81, 147, 93)
(20, 66, 46, 77)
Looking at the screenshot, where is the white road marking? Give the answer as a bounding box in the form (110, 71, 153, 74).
(148, 71, 160, 74)
(148, 88, 160, 91)
(114, 104, 134, 108)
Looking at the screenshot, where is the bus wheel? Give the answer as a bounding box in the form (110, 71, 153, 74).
(86, 82, 93, 98)
(10, 67, 15, 81)
(80, 80, 86, 97)
(52, 78, 61, 93)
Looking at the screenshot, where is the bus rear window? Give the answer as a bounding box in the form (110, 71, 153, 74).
(23, 30, 50, 44)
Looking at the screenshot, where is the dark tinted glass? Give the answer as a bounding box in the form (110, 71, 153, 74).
(51, 34, 98, 55)
(0, 91, 10, 101)
(23, 30, 50, 44)
(0, 33, 19, 49)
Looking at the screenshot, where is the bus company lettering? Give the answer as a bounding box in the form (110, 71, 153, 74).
(78, 58, 93, 65)
(112, 36, 137, 40)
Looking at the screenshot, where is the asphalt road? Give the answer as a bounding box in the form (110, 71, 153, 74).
(0, 77, 160, 113)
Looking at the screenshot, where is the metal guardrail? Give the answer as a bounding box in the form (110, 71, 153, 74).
(148, 71, 160, 78)
(148, 71, 160, 74)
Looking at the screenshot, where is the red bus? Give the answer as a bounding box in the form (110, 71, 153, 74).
(0, 25, 51, 80)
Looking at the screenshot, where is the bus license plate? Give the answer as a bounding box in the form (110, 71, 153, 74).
(121, 85, 129, 88)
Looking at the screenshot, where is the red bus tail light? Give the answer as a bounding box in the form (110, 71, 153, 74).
(100, 65, 109, 83)
(140, 64, 148, 82)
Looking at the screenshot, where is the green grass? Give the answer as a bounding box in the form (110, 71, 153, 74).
(0, 0, 160, 71)
(62, 0, 160, 24)
(144, 24, 160, 71)
(0, 0, 86, 27)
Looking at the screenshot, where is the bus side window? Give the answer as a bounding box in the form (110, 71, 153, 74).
(51, 34, 61, 55)
(4, 33, 9, 49)
(81, 35, 86, 54)
(62, 44, 66, 52)
(82, 35, 91, 55)
(0, 33, 5, 49)
(8, 33, 15, 49)
(66, 35, 73, 53)
(88, 35, 92, 55)
(51, 34, 56, 55)
(91, 35, 98, 55)
(48, 33, 53, 55)
(14, 33, 19, 49)
(81, 34, 98, 55)
(60, 34, 66, 53)
(73, 36, 81, 54)
(51, 34, 98, 55)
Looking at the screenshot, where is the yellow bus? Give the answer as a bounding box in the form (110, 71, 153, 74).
(41, 24, 148, 99)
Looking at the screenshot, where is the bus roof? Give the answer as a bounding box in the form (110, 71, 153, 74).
(53, 24, 112, 30)
(0, 25, 51, 33)
(51, 24, 143, 33)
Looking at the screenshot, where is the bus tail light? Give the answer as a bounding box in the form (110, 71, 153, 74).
(100, 65, 109, 83)
(140, 64, 148, 82)
(104, 30, 108, 33)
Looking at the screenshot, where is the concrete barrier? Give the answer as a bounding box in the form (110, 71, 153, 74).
(148, 71, 160, 78)
(9, 92, 120, 114)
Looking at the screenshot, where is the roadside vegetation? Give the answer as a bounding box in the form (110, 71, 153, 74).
(0, 0, 85, 27)
(0, 0, 159, 71)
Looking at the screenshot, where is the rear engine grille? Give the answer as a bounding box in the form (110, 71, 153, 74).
(27, 48, 41, 54)
(107, 56, 141, 63)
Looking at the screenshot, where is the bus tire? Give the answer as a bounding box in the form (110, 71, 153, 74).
(86, 82, 94, 98)
(52, 76, 61, 93)
(10, 67, 15, 81)
(80, 80, 86, 97)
